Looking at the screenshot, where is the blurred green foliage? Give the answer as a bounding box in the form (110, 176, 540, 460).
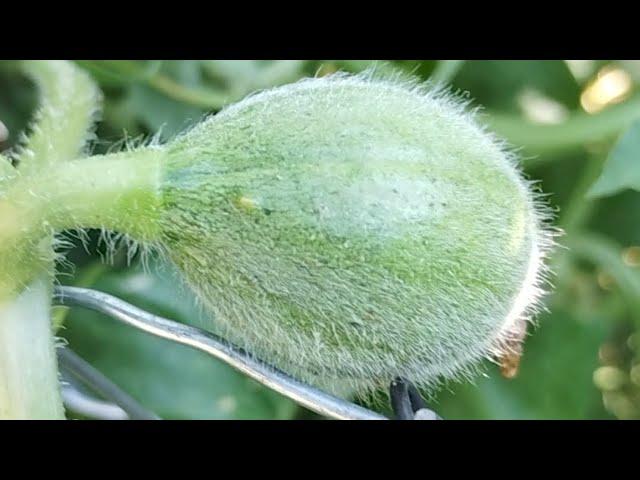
(590, 120, 640, 198)
(2, 60, 640, 419)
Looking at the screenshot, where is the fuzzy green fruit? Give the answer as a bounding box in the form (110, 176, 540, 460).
(0, 72, 552, 396)
(154, 73, 552, 393)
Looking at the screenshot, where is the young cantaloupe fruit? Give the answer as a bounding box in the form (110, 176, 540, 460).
(151, 73, 553, 393)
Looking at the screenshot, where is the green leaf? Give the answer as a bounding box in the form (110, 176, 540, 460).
(455, 60, 581, 113)
(589, 189, 640, 246)
(61, 260, 299, 419)
(202, 60, 304, 95)
(126, 84, 205, 139)
(588, 120, 640, 198)
(118, 61, 212, 138)
(75, 60, 164, 87)
(433, 309, 611, 419)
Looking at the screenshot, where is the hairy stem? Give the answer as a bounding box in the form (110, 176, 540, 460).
(0, 147, 163, 305)
(1, 148, 163, 245)
(0, 60, 103, 420)
(0, 276, 64, 419)
(0, 148, 161, 419)
(16, 60, 101, 175)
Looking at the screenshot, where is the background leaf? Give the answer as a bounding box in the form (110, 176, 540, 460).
(432, 309, 611, 419)
(589, 120, 640, 198)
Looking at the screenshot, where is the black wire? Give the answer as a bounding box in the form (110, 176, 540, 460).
(407, 381, 428, 411)
(390, 377, 441, 420)
(390, 377, 415, 420)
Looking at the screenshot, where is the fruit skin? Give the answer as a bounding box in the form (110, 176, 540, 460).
(157, 73, 553, 394)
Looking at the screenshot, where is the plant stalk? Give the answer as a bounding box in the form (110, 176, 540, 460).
(0, 276, 64, 419)
(486, 94, 640, 159)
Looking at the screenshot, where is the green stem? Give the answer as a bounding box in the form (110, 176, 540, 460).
(0, 276, 64, 419)
(486, 94, 640, 159)
(1, 148, 163, 305)
(146, 74, 230, 110)
(16, 60, 101, 175)
(558, 153, 607, 232)
(0, 60, 102, 420)
(75, 60, 231, 110)
(552, 153, 607, 286)
(2, 148, 163, 244)
(0, 147, 162, 419)
(430, 60, 465, 85)
(565, 233, 640, 324)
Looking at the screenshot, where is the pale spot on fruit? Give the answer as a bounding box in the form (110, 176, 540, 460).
(237, 196, 257, 211)
(507, 208, 527, 256)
